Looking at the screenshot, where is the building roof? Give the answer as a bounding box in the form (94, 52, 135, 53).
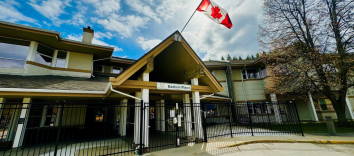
(0, 21, 114, 59)
(0, 75, 109, 91)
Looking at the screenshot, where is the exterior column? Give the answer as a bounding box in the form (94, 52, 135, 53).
(120, 99, 128, 136)
(191, 78, 203, 139)
(183, 94, 192, 137)
(13, 98, 32, 148)
(51, 50, 58, 67)
(141, 73, 149, 147)
(0, 98, 5, 120)
(155, 101, 160, 131)
(270, 93, 282, 123)
(307, 92, 319, 121)
(24, 41, 38, 74)
(160, 100, 165, 132)
(134, 92, 142, 144)
(345, 96, 354, 119)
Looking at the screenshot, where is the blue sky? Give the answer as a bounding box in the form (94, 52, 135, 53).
(0, 0, 263, 60)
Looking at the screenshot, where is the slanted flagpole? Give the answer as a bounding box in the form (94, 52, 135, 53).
(180, 0, 204, 34)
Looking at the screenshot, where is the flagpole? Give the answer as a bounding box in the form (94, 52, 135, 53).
(180, 0, 203, 34)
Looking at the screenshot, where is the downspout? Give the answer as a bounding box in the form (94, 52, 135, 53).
(241, 64, 247, 102)
(110, 85, 142, 100)
(200, 93, 214, 100)
(91, 57, 112, 77)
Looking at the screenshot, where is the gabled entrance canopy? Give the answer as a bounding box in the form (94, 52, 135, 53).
(109, 31, 224, 95)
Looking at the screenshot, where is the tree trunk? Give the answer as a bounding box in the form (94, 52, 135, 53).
(330, 97, 350, 126)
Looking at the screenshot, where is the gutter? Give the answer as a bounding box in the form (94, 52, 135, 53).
(110, 85, 141, 100)
(200, 93, 214, 100)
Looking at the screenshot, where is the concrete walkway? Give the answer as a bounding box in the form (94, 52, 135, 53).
(149, 133, 354, 156)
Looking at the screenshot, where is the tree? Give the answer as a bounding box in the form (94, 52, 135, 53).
(239, 56, 242, 60)
(221, 55, 225, 60)
(259, 0, 354, 126)
(246, 55, 251, 60)
(251, 55, 256, 59)
(256, 53, 260, 59)
(227, 54, 231, 60)
(233, 56, 237, 60)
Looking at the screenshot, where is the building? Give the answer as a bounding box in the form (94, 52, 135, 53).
(0, 21, 350, 155)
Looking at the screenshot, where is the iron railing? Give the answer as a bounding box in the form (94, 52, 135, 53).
(0, 100, 303, 156)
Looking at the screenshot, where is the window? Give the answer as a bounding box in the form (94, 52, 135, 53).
(0, 37, 30, 69)
(242, 68, 261, 79)
(112, 67, 121, 74)
(261, 67, 267, 77)
(93, 65, 103, 72)
(55, 51, 67, 68)
(35, 44, 54, 66)
(318, 99, 334, 111)
(43, 105, 59, 127)
(95, 108, 105, 122)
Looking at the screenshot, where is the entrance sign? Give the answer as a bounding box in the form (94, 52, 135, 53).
(157, 82, 191, 91)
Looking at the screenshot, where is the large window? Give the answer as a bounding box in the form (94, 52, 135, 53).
(35, 44, 54, 66)
(112, 67, 121, 74)
(0, 37, 30, 69)
(242, 68, 262, 79)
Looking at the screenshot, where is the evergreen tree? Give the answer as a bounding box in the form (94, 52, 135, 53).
(226, 54, 231, 60)
(233, 56, 237, 60)
(246, 55, 251, 60)
(221, 55, 225, 60)
(256, 53, 260, 58)
(251, 55, 255, 59)
(238, 56, 242, 60)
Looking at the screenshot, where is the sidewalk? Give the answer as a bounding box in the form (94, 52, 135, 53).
(149, 133, 354, 156)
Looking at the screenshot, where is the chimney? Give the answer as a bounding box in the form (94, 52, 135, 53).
(82, 26, 94, 44)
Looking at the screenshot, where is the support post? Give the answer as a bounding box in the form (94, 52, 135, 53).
(155, 101, 160, 131)
(270, 93, 282, 123)
(191, 78, 203, 139)
(307, 92, 319, 121)
(227, 101, 233, 137)
(345, 96, 354, 120)
(0, 98, 5, 120)
(141, 72, 149, 149)
(246, 102, 254, 136)
(120, 99, 128, 136)
(134, 92, 142, 144)
(54, 101, 65, 156)
(140, 100, 144, 155)
(161, 100, 165, 132)
(12, 98, 31, 148)
(183, 94, 192, 137)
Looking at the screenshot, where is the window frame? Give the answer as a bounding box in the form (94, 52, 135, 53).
(242, 68, 263, 80)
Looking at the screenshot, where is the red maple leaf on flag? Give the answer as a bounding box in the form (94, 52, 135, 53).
(210, 6, 223, 19)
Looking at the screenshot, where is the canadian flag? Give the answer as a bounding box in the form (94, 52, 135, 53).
(196, 0, 233, 29)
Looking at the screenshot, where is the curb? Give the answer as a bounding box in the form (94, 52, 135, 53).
(223, 140, 354, 148)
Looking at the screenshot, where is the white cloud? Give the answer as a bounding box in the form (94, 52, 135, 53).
(28, 0, 71, 26)
(95, 32, 115, 39)
(156, 0, 186, 21)
(136, 37, 162, 51)
(83, 0, 121, 16)
(94, 15, 150, 38)
(67, 34, 123, 52)
(125, 0, 161, 23)
(0, 0, 37, 23)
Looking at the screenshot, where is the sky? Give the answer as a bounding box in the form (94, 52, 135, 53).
(0, 0, 264, 60)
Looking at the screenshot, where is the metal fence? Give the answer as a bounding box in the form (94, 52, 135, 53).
(0, 101, 303, 156)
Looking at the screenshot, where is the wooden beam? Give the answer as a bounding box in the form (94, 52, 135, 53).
(143, 55, 154, 73)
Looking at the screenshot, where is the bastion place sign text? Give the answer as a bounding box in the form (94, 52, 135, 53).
(156, 82, 191, 91)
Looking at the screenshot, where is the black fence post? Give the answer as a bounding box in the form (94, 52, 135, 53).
(53, 100, 65, 156)
(140, 100, 144, 155)
(246, 101, 254, 136)
(292, 100, 304, 136)
(227, 102, 233, 138)
(201, 103, 208, 142)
